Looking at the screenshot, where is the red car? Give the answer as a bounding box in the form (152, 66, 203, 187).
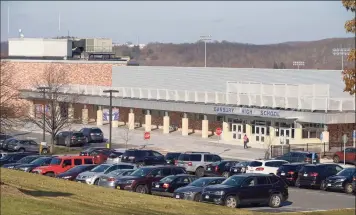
(333, 147, 356, 165)
(32, 155, 95, 177)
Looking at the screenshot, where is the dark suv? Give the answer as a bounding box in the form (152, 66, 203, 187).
(205, 160, 239, 178)
(54, 131, 86, 147)
(201, 174, 288, 208)
(121, 149, 165, 166)
(276, 163, 307, 186)
(296, 163, 343, 189)
(79, 127, 104, 143)
(115, 165, 187, 194)
(274, 151, 320, 164)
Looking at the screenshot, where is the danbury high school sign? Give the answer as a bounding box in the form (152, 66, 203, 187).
(213, 106, 280, 117)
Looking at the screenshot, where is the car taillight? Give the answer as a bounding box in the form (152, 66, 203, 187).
(90, 133, 95, 135)
(288, 171, 294, 175)
(163, 183, 170, 189)
(71, 136, 76, 140)
(353, 176, 356, 181)
(310, 172, 318, 177)
(108, 177, 115, 182)
(215, 166, 219, 172)
(256, 167, 264, 171)
(174, 160, 178, 166)
(188, 162, 192, 166)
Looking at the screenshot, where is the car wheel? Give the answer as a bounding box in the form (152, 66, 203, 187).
(225, 195, 239, 208)
(320, 180, 327, 191)
(268, 193, 282, 208)
(344, 183, 353, 194)
(45, 172, 55, 177)
(222, 171, 230, 178)
(94, 179, 99, 185)
(333, 156, 340, 163)
(41, 148, 48, 154)
(135, 185, 148, 194)
(18, 148, 25, 153)
(195, 167, 204, 177)
(193, 193, 201, 202)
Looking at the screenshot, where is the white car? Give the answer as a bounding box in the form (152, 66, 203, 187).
(245, 159, 289, 175)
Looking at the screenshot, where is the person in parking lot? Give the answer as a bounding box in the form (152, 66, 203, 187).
(243, 134, 249, 149)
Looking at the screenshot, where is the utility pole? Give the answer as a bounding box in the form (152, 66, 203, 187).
(200, 35, 212, 67)
(103, 89, 119, 149)
(293, 61, 305, 70)
(332, 48, 351, 70)
(37, 87, 51, 143)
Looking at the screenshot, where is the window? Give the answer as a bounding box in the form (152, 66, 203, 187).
(249, 161, 262, 167)
(84, 158, 93, 164)
(204, 155, 213, 162)
(335, 165, 343, 173)
(150, 169, 161, 177)
(265, 162, 276, 167)
(152, 151, 163, 157)
(257, 176, 270, 185)
(29, 141, 38, 145)
(217, 116, 224, 122)
(242, 177, 256, 187)
(74, 159, 82, 165)
(162, 168, 172, 176)
(212, 155, 222, 162)
(177, 177, 190, 183)
(302, 123, 324, 139)
(190, 154, 202, 162)
(269, 176, 279, 184)
(63, 159, 72, 166)
(174, 168, 186, 174)
(210, 179, 225, 185)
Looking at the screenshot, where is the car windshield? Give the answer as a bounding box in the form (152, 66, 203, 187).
(0, 154, 12, 160)
(211, 161, 222, 166)
(108, 169, 127, 176)
(50, 158, 62, 165)
(66, 165, 91, 174)
(161, 175, 176, 183)
(130, 168, 152, 177)
(90, 164, 110, 173)
(91, 129, 102, 133)
(189, 178, 213, 187)
(30, 157, 50, 165)
(17, 156, 37, 164)
(221, 176, 246, 187)
(249, 161, 262, 167)
(165, 153, 180, 160)
(337, 168, 356, 177)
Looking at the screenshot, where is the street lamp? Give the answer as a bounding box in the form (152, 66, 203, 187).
(103, 89, 119, 149)
(200, 35, 212, 67)
(293, 61, 305, 70)
(332, 48, 351, 70)
(37, 87, 51, 143)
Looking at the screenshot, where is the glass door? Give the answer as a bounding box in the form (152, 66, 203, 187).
(255, 126, 266, 143)
(279, 128, 291, 144)
(232, 124, 243, 140)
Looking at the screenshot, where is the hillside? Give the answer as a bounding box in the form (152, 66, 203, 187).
(114, 38, 355, 69)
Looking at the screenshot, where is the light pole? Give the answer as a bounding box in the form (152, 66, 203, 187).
(37, 87, 51, 143)
(332, 48, 351, 70)
(293, 61, 305, 70)
(103, 89, 119, 149)
(200, 35, 212, 67)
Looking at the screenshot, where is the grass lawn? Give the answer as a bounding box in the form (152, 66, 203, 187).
(1, 169, 355, 215)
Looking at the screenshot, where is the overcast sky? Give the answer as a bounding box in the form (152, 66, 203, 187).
(1, 1, 354, 44)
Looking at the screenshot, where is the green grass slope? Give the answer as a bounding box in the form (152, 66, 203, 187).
(1, 169, 355, 215)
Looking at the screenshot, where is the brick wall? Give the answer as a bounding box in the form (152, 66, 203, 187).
(328, 123, 356, 146)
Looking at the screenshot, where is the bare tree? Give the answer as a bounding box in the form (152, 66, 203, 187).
(26, 64, 82, 152)
(118, 118, 134, 149)
(264, 136, 276, 159)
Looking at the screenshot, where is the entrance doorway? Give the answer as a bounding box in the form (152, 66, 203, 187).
(255, 126, 266, 143)
(232, 124, 243, 140)
(279, 128, 291, 145)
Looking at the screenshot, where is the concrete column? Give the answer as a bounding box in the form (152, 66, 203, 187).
(245, 122, 252, 137)
(222, 121, 229, 141)
(68, 103, 74, 122)
(112, 108, 119, 128)
(82, 105, 88, 125)
(29, 101, 35, 118)
(96, 106, 103, 126)
(202, 115, 209, 138)
(145, 110, 152, 132)
(182, 113, 189, 136)
(128, 109, 135, 130)
(294, 122, 302, 143)
(163, 111, 170, 134)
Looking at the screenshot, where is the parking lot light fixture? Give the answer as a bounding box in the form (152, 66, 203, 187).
(103, 89, 119, 149)
(37, 87, 51, 144)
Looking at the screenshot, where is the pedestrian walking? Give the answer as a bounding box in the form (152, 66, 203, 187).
(243, 134, 249, 149)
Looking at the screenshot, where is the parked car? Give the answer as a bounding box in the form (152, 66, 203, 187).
(97, 169, 135, 189)
(165, 152, 182, 165)
(115, 165, 187, 194)
(201, 174, 289, 208)
(14, 156, 54, 172)
(296, 163, 343, 189)
(323, 167, 356, 194)
(176, 152, 222, 177)
(56, 164, 98, 181)
(79, 147, 111, 156)
(0, 134, 13, 149)
(151, 174, 197, 197)
(1, 138, 18, 151)
(333, 147, 356, 165)
(79, 127, 104, 143)
(32, 155, 95, 177)
(276, 163, 307, 186)
(274, 151, 320, 164)
(174, 177, 226, 202)
(105, 150, 125, 164)
(245, 160, 289, 175)
(76, 163, 136, 185)
(54, 131, 87, 147)
(121, 149, 166, 166)
(6, 139, 49, 154)
(205, 160, 239, 178)
(2, 155, 45, 169)
(229, 161, 251, 176)
(79, 147, 114, 164)
(0, 152, 37, 167)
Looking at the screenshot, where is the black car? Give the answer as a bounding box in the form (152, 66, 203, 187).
(56, 164, 98, 181)
(296, 163, 343, 189)
(274, 151, 320, 164)
(324, 167, 356, 194)
(205, 160, 239, 178)
(54, 131, 87, 147)
(151, 174, 197, 197)
(229, 161, 251, 175)
(174, 177, 225, 202)
(14, 156, 54, 172)
(79, 147, 111, 156)
(0, 152, 37, 167)
(79, 127, 104, 143)
(201, 174, 289, 208)
(276, 163, 307, 186)
(121, 149, 165, 166)
(165, 152, 181, 165)
(2, 155, 45, 169)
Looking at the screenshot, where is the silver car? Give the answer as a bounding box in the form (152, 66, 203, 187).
(6, 139, 49, 154)
(176, 152, 222, 177)
(97, 169, 135, 189)
(75, 163, 136, 185)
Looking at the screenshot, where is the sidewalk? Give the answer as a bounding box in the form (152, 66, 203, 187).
(16, 122, 266, 161)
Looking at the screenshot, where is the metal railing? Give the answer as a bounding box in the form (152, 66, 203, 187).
(28, 84, 355, 112)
